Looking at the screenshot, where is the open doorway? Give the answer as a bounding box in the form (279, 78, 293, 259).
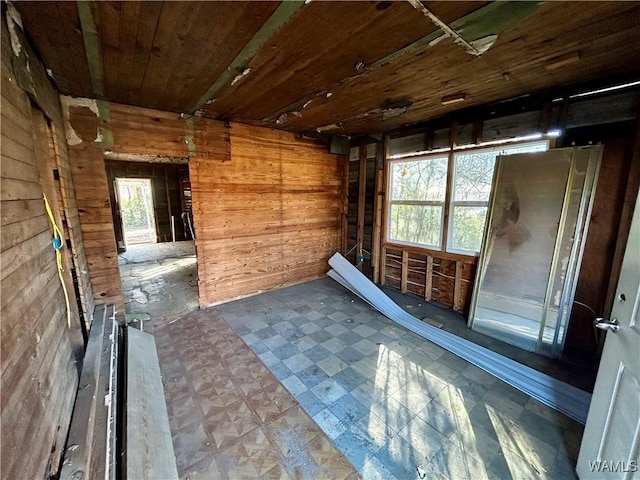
(106, 160, 198, 328)
(116, 178, 157, 246)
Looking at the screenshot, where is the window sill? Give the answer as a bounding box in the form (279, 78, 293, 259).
(384, 241, 478, 263)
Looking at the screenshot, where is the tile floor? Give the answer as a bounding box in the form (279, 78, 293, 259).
(153, 307, 359, 479)
(215, 278, 585, 480)
(121, 246, 586, 480)
(381, 287, 598, 393)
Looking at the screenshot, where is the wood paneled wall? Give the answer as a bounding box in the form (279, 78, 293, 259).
(192, 123, 343, 307)
(1, 14, 90, 479)
(64, 101, 196, 312)
(62, 100, 343, 310)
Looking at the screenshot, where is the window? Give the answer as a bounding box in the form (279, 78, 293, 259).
(388, 155, 448, 248)
(387, 140, 549, 255)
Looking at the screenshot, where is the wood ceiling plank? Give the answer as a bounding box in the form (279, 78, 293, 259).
(13, 3, 70, 93)
(205, 1, 487, 123)
(15, 2, 94, 97)
(112, 1, 142, 103)
(136, 2, 202, 109)
(95, 1, 121, 101)
(166, 1, 281, 113)
(141, 1, 214, 110)
(279, 1, 640, 134)
(188, 0, 304, 114)
(124, 1, 163, 105)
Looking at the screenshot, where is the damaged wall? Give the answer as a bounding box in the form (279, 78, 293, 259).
(61, 99, 344, 310)
(62, 100, 199, 312)
(192, 122, 343, 307)
(1, 9, 92, 479)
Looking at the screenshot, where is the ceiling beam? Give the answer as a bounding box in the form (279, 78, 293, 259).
(76, 0, 105, 98)
(406, 0, 480, 56)
(188, 0, 305, 115)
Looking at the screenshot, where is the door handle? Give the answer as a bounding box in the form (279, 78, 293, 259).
(594, 318, 619, 333)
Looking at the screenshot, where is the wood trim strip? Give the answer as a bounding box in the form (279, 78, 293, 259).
(453, 260, 463, 311)
(401, 250, 409, 293)
(383, 241, 477, 263)
(425, 255, 434, 301)
(356, 142, 367, 268)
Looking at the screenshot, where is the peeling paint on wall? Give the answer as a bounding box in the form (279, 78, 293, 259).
(6, 2, 23, 57)
(104, 152, 189, 164)
(185, 117, 197, 156)
(60, 96, 101, 145)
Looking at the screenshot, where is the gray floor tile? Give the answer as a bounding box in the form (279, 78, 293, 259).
(213, 277, 587, 480)
(370, 396, 415, 433)
(263, 334, 287, 350)
(333, 429, 380, 469)
(254, 326, 277, 339)
(398, 414, 449, 462)
(283, 352, 314, 373)
(317, 354, 349, 376)
(427, 439, 492, 480)
(352, 338, 378, 356)
(281, 375, 308, 397)
(335, 346, 365, 364)
(333, 367, 367, 392)
(311, 378, 348, 405)
(339, 330, 366, 346)
(374, 433, 429, 480)
(328, 393, 369, 424)
(361, 455, 396, 480)
(291, 335, 317, 352)
(313, 408, 347, 440)
(300, 322, 321, 335)
(296, 390, 325, 417)
(352, 323, 377, 338)
(322, 337, 346, 353)
(296, 364, 330, 389)
(270, 361, 292, 380)
(271, 342, 300, 360)
(304, 344, 331, 363)
(308, 329, 333, 344)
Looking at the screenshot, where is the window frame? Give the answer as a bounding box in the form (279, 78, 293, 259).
(385, 139, 550, 257)
(386, 153, 449, 250)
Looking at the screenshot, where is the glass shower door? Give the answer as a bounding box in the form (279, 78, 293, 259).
(469, 146, 602, 357)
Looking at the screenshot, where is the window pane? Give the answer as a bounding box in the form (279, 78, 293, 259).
(453, 151, 495, 202)
(389, 204, 442, 247)
(453, 141, 549, 202)
(390, 157, 448, 201)
(451, 205, 488, 252)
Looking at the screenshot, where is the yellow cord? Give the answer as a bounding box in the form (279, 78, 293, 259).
(43, 194, 72, 328)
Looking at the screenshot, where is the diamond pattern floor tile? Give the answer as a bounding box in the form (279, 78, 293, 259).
(153, 309, 358, 480)
(154, 276, 584, 480)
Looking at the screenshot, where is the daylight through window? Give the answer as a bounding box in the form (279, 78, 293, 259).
(387, 140, 549, 255)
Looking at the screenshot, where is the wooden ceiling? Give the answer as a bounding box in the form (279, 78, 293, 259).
(13, 1, 640, 136)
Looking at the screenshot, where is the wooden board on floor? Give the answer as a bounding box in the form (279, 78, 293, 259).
(126, 327, 178, 480)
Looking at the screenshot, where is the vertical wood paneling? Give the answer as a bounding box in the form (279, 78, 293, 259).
(192, 123, 342, 307)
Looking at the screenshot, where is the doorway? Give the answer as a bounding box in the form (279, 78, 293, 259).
(116, 178, 157, 247)
(106, 160, 198, 328)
